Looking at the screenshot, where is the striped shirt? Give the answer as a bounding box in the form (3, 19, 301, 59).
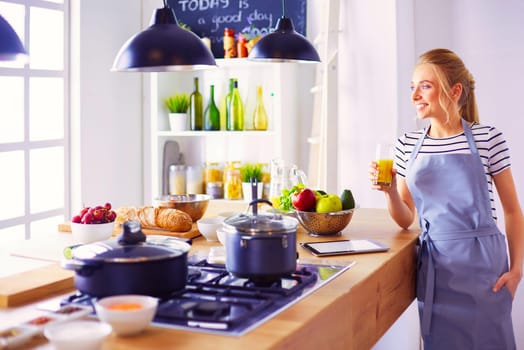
(394, 122, 511, 221)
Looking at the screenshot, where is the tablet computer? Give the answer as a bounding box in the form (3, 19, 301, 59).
(300, 239, 389, 257)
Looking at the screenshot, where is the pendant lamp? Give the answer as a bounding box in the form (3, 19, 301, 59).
(0, 14, 28, 62)
(248, 0, 320, 63)
(112, 0, 216, 72)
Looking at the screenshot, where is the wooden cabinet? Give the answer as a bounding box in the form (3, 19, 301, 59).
(143, 59, 315, 202)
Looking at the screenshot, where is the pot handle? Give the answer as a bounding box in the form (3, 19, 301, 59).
(247, 198, 273, 216)
(61, 259, 101, 275)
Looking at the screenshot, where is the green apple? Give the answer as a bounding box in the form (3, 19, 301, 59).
(316, 194, 342, 213)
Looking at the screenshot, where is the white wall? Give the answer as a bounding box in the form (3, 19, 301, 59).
(72, 0, 144, 213)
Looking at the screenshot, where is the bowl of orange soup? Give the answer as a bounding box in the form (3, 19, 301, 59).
(94, 295, 158, 336)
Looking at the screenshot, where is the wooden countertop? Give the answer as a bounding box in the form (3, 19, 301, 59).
(0, 202, 419, 349)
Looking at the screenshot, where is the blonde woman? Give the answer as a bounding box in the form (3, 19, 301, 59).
(371, 48, 524, 349)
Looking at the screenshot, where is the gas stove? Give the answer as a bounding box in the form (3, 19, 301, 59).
(60, 256, 355, 336)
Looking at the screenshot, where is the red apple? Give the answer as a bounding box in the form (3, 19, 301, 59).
(292, 188, 317, 211)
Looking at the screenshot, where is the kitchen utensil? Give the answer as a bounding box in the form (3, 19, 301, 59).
(44, 320, 112, 350)
(162, 140, 183, 195)
(222, 199, 299, 282)
(196, 217, 224, 242)
(154, 194, 210, 221)
(62, 221, 190, 298)
(94, 294, 158, 336)
(296, 208, 355, 236)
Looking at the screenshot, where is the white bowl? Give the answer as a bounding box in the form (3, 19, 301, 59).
(197, 217, 224, 242)
(216, 228, 227, 246)
(216, 211, 241, 220)
(71, 222, 114, 243)
(94, 294, 158, 336)
(44, 320, 111, 350)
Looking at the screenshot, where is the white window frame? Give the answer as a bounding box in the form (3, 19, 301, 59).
(0, 0, 70, 239)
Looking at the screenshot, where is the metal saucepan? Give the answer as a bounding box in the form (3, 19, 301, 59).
(62, 221, 190, 297)
(222, 199, 299, 283)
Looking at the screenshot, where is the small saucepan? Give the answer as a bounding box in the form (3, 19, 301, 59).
(222, 199, 299, 283)
(62, 221, 190, 298)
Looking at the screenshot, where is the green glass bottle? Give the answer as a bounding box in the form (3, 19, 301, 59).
(228, 80, 244, 131)
(204, 84, 220, 130)
(189, 77, 203, 131)
(253, 85, 268, 130)
(224, 78, 235, 131)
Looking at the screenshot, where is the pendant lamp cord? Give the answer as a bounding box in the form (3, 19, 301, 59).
(163, 0, 168, 7)
(282, 0, 286, 17)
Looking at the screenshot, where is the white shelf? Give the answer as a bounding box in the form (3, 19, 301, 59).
(157, 130, 276, 137)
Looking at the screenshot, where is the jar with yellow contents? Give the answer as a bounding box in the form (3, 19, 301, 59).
(224, 166, 242, 200)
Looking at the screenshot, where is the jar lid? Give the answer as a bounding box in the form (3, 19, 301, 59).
(72, 239, 189, 262)
(223, 212, 297, 236)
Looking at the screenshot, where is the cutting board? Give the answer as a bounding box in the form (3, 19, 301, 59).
(58, 222, 201, 239)
(0, 263, 74, 308)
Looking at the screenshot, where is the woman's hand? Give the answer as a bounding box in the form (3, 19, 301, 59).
(492, 269, 522, 298)
(369, 161, 397, 192)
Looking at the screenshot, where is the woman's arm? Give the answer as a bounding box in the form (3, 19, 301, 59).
(492, 168, 524, 297)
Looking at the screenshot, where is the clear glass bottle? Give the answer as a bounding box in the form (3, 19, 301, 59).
(189, 77, 203, 131)
(186, 165, 204, 194)
(169, 165, 186, 195)
(253, 85, 268, 130)
(204, 84, 220, 130)
(228, 80, 244, 131)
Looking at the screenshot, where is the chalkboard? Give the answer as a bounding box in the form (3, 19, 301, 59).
(167, 0, 307, 58)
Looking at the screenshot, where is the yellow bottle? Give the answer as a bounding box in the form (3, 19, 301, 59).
(253, 85, 268, 130)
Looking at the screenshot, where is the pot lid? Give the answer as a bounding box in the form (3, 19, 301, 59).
(223, 212, 298, 235)
(72, 222, 190, 262)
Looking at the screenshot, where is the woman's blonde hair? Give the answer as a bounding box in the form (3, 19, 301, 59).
(417, 48, 479, 123)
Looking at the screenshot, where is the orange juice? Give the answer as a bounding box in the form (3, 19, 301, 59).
(375, 159, 393, 185)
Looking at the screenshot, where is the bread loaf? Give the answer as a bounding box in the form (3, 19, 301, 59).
(116, 206, 192, 232)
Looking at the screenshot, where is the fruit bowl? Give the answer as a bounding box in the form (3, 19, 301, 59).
(71, 222, 115, 243)
(295, 209, 355, 236)
(154, 194, 210, 222)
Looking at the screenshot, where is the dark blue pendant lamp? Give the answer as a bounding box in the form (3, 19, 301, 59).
(112, 0, 216, 72)
(248, 0, 320, 63)
(0, 14, 28, 62)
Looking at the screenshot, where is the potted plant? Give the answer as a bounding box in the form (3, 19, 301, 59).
(239, 163, 264, 202)
(164, 92, 190, 131)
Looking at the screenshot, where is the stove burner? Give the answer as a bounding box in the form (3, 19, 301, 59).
(191, 301, 231, 318)
(244, 277, 282, 288)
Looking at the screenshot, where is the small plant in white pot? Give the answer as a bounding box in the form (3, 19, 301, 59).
(164, 92, 190, 131)
(240, 163, 264, 202)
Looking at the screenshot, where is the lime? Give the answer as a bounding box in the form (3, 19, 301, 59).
(340, 189, 355, 210)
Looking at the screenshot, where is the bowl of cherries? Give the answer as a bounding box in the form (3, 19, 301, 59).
(71, 203, 117, 243)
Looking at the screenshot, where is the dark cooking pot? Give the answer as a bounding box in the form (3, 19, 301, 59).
(62, 221, 190, 298)
(223, 199, 299, 282)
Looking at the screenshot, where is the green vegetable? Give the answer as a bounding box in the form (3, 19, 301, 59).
(278, 183, 305, 212)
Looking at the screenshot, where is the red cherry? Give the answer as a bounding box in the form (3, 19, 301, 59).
(104, 202, 112, 211)
(79, 207, 89, 218)
(72, 215, 82, 223)
(81, 213, 94, 224)
(106, 211, 116, 222)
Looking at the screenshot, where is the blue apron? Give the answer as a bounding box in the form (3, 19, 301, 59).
(406, 119, 515, 349)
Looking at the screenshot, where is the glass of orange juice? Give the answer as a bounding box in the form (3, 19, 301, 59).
(374, 143, 394, 186)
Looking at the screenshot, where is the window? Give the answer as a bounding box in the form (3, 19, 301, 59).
(0, 0, 69, 240)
